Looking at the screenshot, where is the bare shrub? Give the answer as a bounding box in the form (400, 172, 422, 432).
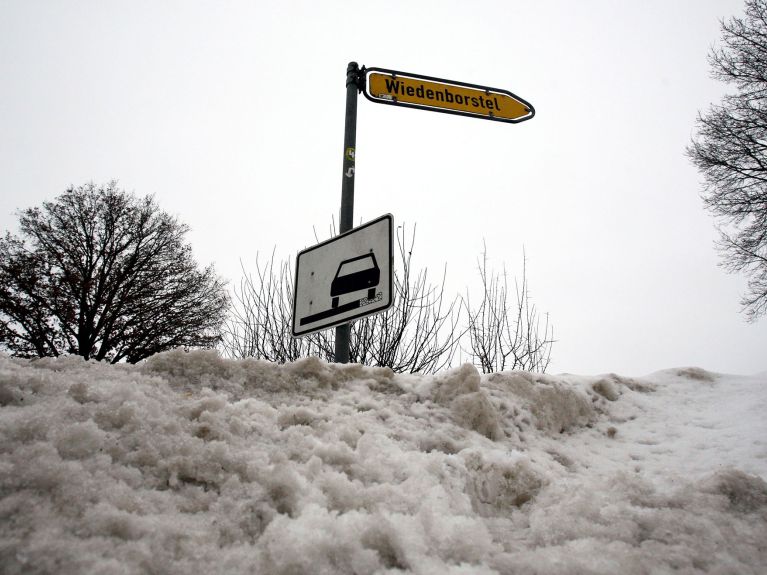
(462, 246, 554, 373)
(221, 225, 461, 373)
(223, 226, 554, 374)
(220, 253, 328, 363)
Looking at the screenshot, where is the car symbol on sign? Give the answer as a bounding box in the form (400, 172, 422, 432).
(330, 253, 380, 308)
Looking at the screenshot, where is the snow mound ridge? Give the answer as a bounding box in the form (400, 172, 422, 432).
(423, 363, 505, 440)
(482, 371, 597, 438)
(1, 351, 765, 574)
(0, 353, 554, 573)
(142, 348, 399, 398)
(649, 366, 721, 382)
(700, 468, 767, 513)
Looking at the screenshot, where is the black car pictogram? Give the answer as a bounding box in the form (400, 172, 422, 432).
(330, 253, 380, 308)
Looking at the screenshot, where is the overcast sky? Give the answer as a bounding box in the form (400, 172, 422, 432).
(2, 0, 765, 376)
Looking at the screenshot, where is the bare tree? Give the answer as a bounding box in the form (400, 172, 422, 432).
(347, 225, 461, 373)
(220, 253, 331, 363)
(688, 0, 767, 320)
(223, 226, 556, 374)
(221, 224, 461, 373)
(0, 182, 229, 362)
(462, 246, 554, 373)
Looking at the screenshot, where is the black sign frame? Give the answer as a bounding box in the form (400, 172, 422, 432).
(292, 214, 394, 338)
(361, 66, 535, 124)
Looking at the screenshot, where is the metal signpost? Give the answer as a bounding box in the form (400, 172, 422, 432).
(292, 214, 393, 338)
(292, 62, 534, 363)
(333, 62, 362, 363)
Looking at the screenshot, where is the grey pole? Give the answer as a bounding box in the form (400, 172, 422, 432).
(334, 62, 360, 363)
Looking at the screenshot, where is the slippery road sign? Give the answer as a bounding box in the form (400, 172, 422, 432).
(292, 214, 393, 337)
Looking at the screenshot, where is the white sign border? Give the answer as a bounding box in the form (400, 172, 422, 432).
(291, 214, 394, 337)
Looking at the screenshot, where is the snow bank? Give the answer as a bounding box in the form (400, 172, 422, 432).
(1, 351, 765, 574)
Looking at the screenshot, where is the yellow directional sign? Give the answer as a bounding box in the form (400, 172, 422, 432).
(363, 68, 534, 124)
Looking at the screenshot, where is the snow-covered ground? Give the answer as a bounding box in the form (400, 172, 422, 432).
(1, 350, 765, 574)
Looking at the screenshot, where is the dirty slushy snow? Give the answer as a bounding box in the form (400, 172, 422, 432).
(1, 350, 765, 574)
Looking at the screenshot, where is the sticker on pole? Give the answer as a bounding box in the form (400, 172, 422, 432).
(292, 214, 393, 337)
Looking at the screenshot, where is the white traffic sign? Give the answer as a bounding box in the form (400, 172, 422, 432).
(292, 214, 393, 337)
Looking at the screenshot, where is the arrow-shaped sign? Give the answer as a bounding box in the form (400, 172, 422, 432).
(362, 67, 534, 124)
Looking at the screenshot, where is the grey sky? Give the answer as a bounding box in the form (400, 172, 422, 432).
(1, 0, 765, 376)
